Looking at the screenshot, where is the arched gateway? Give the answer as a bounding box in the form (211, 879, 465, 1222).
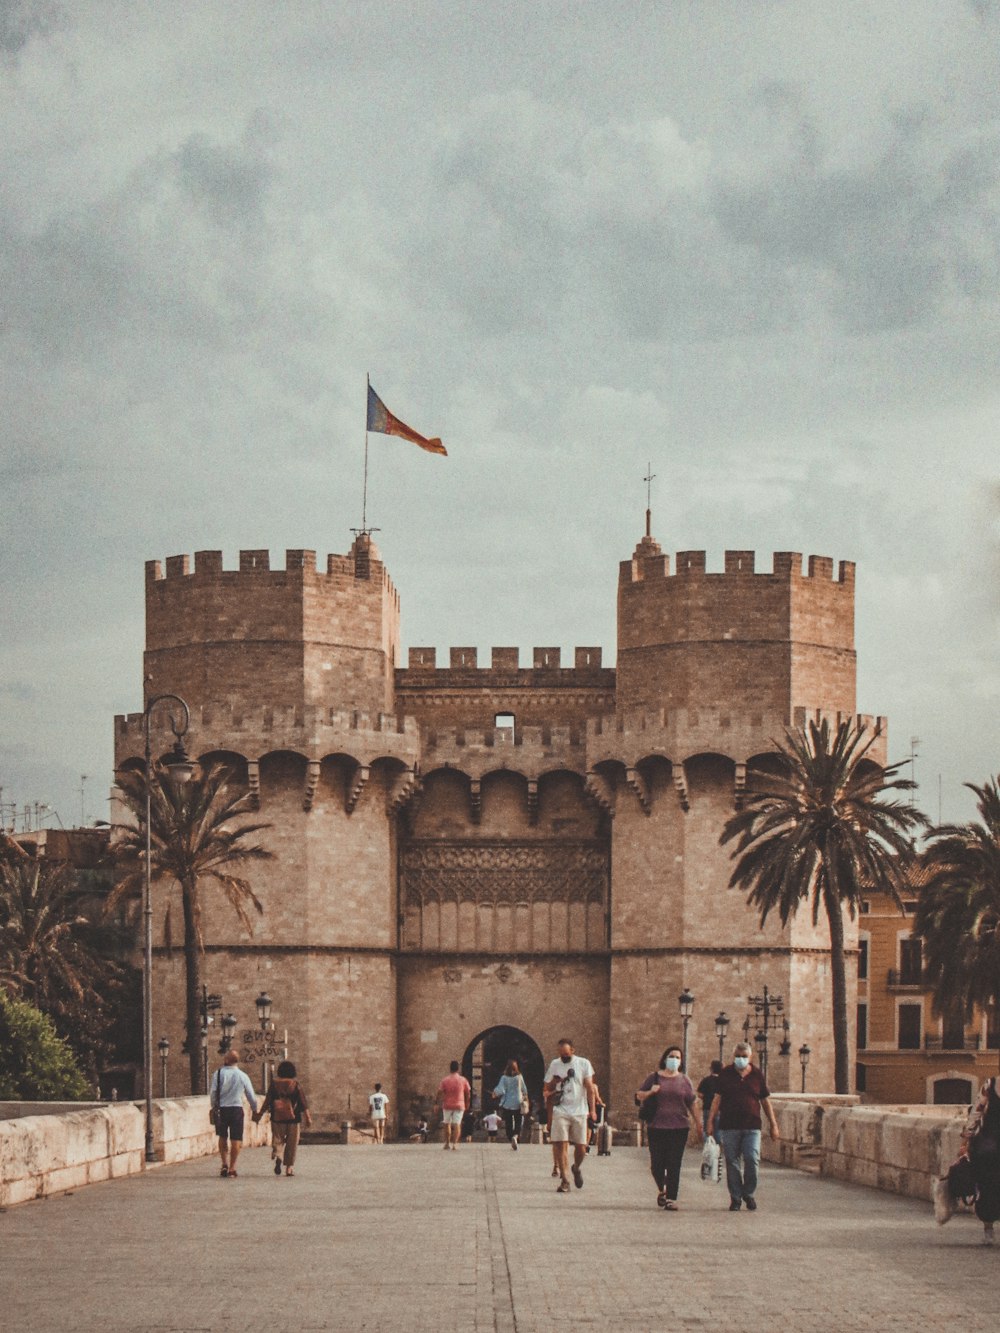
(462, 1026, 545, 1113)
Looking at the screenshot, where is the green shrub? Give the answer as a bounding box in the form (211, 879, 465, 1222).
(0, 990, 90, 1100)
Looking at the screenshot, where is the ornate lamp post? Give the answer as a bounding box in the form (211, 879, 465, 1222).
(140, 693, 192, 1163)
(157, 1036, 170, 1098)
(799, 1043, 811, 1093)
(256, 992, 273, 1090)
(745, 985, 784, 1084)
(714, 1011, 730, 1065)
(219, 1012, 237, 1053)
(678, 988, 695, 1073)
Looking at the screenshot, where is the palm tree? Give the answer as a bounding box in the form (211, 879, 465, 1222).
(0, 853, 126, 1077)
(109, 762, 273, 1092)
(915, 778, 1000, 1061)
(720, 718, 924, 1094)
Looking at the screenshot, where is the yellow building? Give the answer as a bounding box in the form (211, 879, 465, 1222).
(857, 868, 998, 1104)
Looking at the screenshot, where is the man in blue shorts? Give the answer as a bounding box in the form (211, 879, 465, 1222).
(210, 1050, 258, 1178)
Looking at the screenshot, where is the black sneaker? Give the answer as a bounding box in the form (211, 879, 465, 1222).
(572, 1164, 584, 1189)
(744, 1196, 757, 1211)
(274, 1158, 282, 1176)
(728, 1200, 741, 1211)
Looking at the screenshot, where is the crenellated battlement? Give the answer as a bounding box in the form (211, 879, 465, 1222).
(620, 548, 856, 586)
(587, 707, 887, 769)
(401, 645, 607, 673)
(114, 704, 420, 769)
(421, 723, 586, 778)
(145, 541, 398, 601)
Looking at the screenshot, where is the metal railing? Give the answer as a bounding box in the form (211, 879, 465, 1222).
(887, 968, 926, 989)
(924, 1034, 982, 1052)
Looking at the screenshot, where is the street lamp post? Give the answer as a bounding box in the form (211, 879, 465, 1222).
(714, 1011, 730, 1065)
(799, 1043, 811, 1093)
(200, 1025, 209, 1095)
(745, 985, 784, 1085)
(256, 991, 273, 1091)
(678, 988, 695, 1073)
(158, 1036, 170, 1098)
(219, 1013, 237, 1053)
(140, 693, 193, 1163)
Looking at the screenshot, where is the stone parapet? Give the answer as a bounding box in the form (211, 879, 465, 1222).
(764, 1096, 967, 1202)
(0, 1097, 269, 1207)
(421, 724, 586, 778)
(114, 705, 420, 770)
(587, 708, 888, 768)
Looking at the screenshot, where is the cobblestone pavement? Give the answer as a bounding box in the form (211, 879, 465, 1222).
(2, 1143, 993, 1331)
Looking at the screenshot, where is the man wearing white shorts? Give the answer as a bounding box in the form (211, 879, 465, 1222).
(544, 1038, 597, 1194)
(368, 1083, 389, 1144)
(436, 1059, 471, 1151)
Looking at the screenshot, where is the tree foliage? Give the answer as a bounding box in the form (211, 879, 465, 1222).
(915, 778, 1000, 1027)
(0, 989, 90, 1100)
(0, 850, 131, 1079)
(721, 718, 923, 1093)
(109, 762, 273, 1092)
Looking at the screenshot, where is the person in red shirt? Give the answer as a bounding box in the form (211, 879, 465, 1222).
(435, 1059, 471, 1151)
(707, 1041, 780, 1212)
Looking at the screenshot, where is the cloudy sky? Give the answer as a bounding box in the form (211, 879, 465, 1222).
(1, 0, 998, 831)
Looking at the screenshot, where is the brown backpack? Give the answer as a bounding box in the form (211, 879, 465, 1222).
(270, 1078, 299, 1123)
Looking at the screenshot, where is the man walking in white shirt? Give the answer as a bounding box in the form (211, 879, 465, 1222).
(209, 1050, 258, 1178)
(544, 1038, 597, 1194)
(369, 1083, 389, 1144)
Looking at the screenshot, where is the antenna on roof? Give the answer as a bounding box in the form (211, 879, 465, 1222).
(643, 462, 656, 538)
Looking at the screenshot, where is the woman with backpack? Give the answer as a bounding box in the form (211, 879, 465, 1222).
(963, 1074, 1000, 1245)
(254, 1060, 312, 1176)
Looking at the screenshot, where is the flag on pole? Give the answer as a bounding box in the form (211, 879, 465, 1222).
(367, 382, 446, 456)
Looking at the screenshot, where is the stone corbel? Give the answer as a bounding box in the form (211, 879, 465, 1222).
(584, 770, 615, 815)
(469, 778, 482, 824)
(303, 759, 320, 812)
(346, 763, 370, 814)
(672, 765, 690, 812)
(387, 766, 421, 816)
(246, 760, 261, 811)
(734, 762, 747, 810)
(625, 767, 651, 815)
(526, 779, 538, 826)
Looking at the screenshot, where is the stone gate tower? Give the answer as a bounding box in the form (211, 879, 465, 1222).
(115, 528, 885, 1129)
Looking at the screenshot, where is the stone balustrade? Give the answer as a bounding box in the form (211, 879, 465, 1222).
(0, 1096, 269, 1207)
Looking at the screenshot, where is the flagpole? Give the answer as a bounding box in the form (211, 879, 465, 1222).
(362, 374, 370, 533)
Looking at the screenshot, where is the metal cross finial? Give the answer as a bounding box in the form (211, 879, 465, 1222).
(643, 463, 656, 538)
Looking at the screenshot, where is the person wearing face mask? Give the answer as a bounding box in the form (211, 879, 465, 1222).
(636, 1046, 702, 1210)
(544, 1038, 597, 1194)
(707, 1041, 780, 1211)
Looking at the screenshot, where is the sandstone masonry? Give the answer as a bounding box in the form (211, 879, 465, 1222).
(114, 531, 887, 1132)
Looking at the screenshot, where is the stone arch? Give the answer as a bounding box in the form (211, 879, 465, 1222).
(409, 767, 473, 837)
(257, 750, 309, 807)
(683, 752, 736, 800)
(196, 748, 249, 787)
(536, 768, 602, 836)
(461, 1024, 546, 1115)
(928, 1071, 976, 1105)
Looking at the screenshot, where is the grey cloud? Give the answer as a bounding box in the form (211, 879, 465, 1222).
(0, 0, 60, 56)
(406, 88, 1000, 343)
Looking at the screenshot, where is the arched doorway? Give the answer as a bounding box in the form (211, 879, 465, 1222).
(932, 1077, 973, 1105)
(462, 1025, 545, 1114)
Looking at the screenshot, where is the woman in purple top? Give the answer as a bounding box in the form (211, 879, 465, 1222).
(637, 1045, 703, 1210)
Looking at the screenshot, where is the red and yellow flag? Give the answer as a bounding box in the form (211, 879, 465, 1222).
(367, 383, 446, 456)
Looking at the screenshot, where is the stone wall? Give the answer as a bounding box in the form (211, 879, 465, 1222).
(0, 1097, 269, 1207)
(764, 1095, 967, 1202)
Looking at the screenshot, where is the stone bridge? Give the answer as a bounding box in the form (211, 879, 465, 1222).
(0, 1098, 989, 1331)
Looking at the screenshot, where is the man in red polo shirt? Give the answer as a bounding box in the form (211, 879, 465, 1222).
(707, 1040, 780, 1211)
(436, 1059, 471, 1151)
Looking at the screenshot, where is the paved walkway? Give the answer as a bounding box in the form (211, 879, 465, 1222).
(2, 1142, 992, 1331)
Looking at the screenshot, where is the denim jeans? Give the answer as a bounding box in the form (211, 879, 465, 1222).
(717, 1128, 761, 1203)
